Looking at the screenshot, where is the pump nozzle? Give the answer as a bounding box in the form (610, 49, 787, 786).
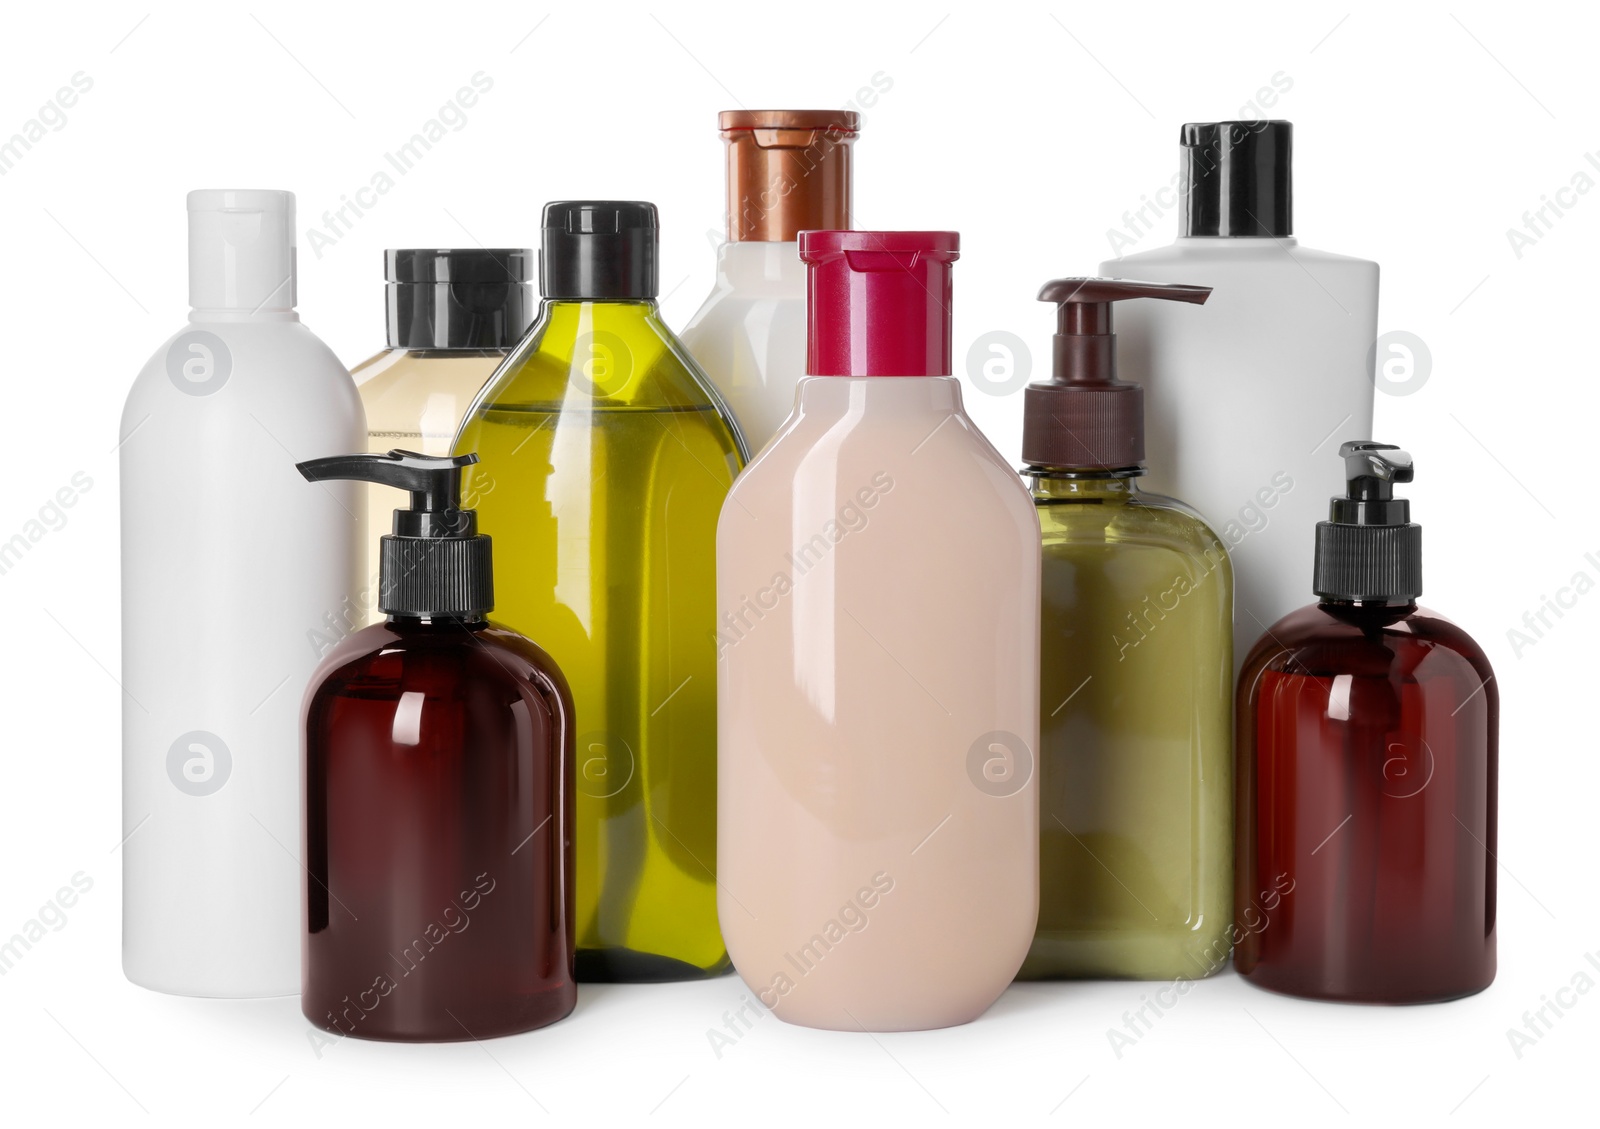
(1022, 277, 1211, 470)
(296, 449, 493, 619)
(299, 450, 477, 537)
(1314, 440, 1422, 603)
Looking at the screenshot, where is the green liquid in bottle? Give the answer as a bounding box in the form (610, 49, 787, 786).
(456, 300, 743, 981)
(1019, 474, 1234, 980)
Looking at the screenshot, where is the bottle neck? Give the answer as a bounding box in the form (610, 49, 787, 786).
(386, 613, 488, 631)
(715, 240, 807, 291)
(1317, 597, 1418, 615)
(1026, 468, 1145, 501)
(189, 307, 299, 323)
(794, 374, 963, 419)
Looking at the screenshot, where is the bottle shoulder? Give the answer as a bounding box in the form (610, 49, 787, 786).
(1106, 238, 1376, 272)
(464, 304, 730, 416)
(1036, 488, 1228, 557)
(1241, 603, 1495, 687)
(306, 621, 573, 705)
(123, 317, 361, 440)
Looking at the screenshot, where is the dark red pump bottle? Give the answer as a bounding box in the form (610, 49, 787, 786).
(1235, 442, 1497, 1003)
(297, 451, 575, 1040)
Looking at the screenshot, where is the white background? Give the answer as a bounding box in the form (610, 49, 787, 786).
(0, 0, 1593, 1124)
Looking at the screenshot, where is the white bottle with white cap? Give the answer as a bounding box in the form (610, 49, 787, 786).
(120, 190, 364, 997)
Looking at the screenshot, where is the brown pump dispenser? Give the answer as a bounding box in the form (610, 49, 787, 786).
(1022, 278, 1211, 470)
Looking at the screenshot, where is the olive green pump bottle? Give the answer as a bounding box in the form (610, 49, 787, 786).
(455, 202, 745, 981)
(1017, 278, 1234, 980)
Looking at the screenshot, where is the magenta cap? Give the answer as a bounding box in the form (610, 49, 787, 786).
(798, 230, 960, 377)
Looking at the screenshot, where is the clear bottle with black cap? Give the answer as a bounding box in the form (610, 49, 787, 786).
(1102, 121, 1379, 674)
(454, 201, 743, 982)
(297, 450, 576, 1040)
(1235, 442, 1498, 1003)
(350, 248, 533, 623)
(1016, 278, 1236, 981)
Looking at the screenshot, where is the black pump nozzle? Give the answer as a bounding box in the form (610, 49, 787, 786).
(1022, 278, 1211, 470)
(300, 450, 476, 538)
(1314, 440, 1422, 603)
(297, 450, 493, 619)
(1334, 441, 1414, 524)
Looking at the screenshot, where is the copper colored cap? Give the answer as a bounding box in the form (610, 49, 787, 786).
(719, 110, 859, 242)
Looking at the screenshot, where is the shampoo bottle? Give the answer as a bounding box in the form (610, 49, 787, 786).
(1017, 279, 1234, 981)
(680, 110, 858, 454)
(1103, 122, 1378, 669)
(1235, 443, 1497, 1003)
(120, 190, 364, 997)
(298, 451, 574, 1040)
(455, 202, 744, 981)
(717, 231, 1041, 1031)
(351, 248, 532, 622)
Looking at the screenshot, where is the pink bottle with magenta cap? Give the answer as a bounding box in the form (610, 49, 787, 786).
(716, 231, 1041, 1032)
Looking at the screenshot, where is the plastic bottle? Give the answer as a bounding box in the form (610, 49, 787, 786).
(298, 451, 574, 1040)
(1016, 278, 1235, 981)
(680, 110, 858, 455)
(717, 230, 1041, 1031)
(350, 248, 532, 622)
(1103, 122, 1378, 670)
(120, 189, 364, 997)
(1235, 443, 1497, 1003)
(454, 201, 743, 982)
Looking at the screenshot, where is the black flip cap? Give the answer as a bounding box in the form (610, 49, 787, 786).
(1313, 442, 1422, 603)
(297, 450, 494, 619)
(541, 201, 658, 300)
(386, 248, 533, 350)
(1180, 121, 1292, 238)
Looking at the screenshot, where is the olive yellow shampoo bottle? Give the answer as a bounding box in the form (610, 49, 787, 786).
(455, 202, 744, 981)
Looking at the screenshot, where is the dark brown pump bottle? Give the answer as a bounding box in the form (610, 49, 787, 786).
(297, 451, 575, 1041)
(1235, 443, 1498, 1003)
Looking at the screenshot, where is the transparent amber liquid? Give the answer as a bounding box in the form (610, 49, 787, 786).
(456, 301, 741, 980)
(352, 348, 507, 623)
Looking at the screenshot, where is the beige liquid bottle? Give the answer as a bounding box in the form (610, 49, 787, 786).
(716, 232, 1041, 1032)
(350, 248, 531, 623)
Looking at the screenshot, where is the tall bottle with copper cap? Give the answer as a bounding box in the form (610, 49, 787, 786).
(681, 110, 858, 455)
(1015, 279, 1235, 982)
(717, 231, 1041, 1031)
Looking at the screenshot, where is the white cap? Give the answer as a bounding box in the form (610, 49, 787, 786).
(187, 189, 297, 311)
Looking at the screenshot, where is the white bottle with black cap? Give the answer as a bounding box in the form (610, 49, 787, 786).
(1103, 122, 1379, 671)
(120, 189, 364, 997)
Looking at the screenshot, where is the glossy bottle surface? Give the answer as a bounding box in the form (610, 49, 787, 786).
(302, 618, 575, 1039)
(351, 348, 507, 621)
(681, 241, 807, 456)
(1020, 474, 1233, 980)
(1235, 602, 1497, 1003)
(455, 299, 743, 981)
(121, 311, 363, 998)
(717, 376, 1041, 1031)
(1105, 238, 1378, 671)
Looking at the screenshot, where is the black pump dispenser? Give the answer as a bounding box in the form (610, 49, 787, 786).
(1313, 441, 1422, 603)
(297, 450, 493, 619)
